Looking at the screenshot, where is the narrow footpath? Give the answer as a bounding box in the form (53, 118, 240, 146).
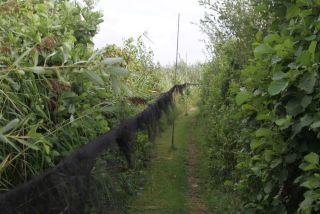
(130, 112, 208, 214)
(187, 116, 208, 214)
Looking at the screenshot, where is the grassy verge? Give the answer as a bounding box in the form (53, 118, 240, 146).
(195, 114, 241, 213)
(129, 115, 190, 214)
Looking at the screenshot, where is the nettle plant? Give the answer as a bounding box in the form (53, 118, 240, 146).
(235, 0, 320, 212)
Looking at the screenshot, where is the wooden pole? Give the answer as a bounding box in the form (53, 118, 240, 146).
(171, 13, 180, 148)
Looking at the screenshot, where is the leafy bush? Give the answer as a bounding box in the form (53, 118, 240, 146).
(200, 0, 320, 212)
(0, 0, 159, 193)
(236, 1, 320, 212)
(200, 40, 244, 184)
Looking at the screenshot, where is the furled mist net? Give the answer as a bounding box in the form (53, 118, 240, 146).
(0, 84, 187, 214)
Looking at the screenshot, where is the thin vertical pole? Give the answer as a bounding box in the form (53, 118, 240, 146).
(171, 13, 180, 148)
(174, 13, 180, 83)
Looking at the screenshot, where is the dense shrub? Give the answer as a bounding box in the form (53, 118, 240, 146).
(200, 0, 320, 212)
(0, 0, 159, 192)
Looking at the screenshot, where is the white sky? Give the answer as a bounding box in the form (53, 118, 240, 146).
(93, 0, 207, 65)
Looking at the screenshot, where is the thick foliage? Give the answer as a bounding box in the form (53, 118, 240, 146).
(236, 1, 320, 212)
(199, 0, 264, 62)
(0, 0, 159, 193)
(0, 0, 106, 190)
(200, 40, 245, 185)
(200, 0, 320, 213)
(103, 37, 161, 97)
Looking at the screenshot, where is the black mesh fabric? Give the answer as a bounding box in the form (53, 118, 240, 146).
(0, 84, 187, 214)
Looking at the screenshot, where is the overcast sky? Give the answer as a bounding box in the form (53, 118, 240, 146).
(93, 0, 207, 65)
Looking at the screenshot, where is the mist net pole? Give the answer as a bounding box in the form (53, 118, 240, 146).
(171, 13, 180, 148)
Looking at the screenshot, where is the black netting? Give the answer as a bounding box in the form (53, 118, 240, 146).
(0, 84, 187, 214)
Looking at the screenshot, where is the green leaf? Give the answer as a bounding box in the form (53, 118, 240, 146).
(286, 5, 300, 19)
(0, 134, 20, 152)
(272, 71, 287, 80)
(236, 91, 252, 105)
(270, 158, 282, 168)
(255, 31, 263, 41)
(13, 47, 33, 67)
(305, 35, 317, 41)
(101, 57, 124, 65)
(300, 115, 314, 127)
(107, 67, 129, 76)
(223, 180, 233, 187)
(300, 9, 313, 17)
(264, 181, 273, 194)
(298, 72, 316, 94)
(33, 50, 39, 66)
(296, 51, 312, 66)
(0, 119, 20, 134)
(286, 99, 304, 116)
(84, 70, 104, 86)
(254, 44, 274, 58)
(268, 80, 289, 96)
(255, 128, 273, 137)
(62, 40, 73, 64)
(100, 106, 118, 113)
(6, 77, 20, 91)
(43, 143, 51, 154)
(299, 198, 313, 210)
(250, 140, 267, 150)
(299, 162, 318, 171)
(44, 51, 57, 65)
(27, 126, 42, 139)
(0, 154, 11, 172)
(61, 92, 77, 99)
(304, 152, 319, 165)
(301, 96, 312, 108)
(308, 41, 317, 62)
(310, 121, 320, 129)
(301, 177, 320, 189)
(264, 34, 281, 44)
(293, 114, 315, 137)
(271, 55, 282, 64)
(241, 104, 255, 111)
(16, 139, 39, 151)
(275, 116, 292, 129)
(256, 113, 272, 121)
(88, 49, 105, 62)
(111, 75, 121, 95)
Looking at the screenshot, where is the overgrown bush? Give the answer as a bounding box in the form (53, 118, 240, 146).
(200, 0, 320, 212)
(200, 40, 244, 184)
(0, 0, 159, 194)
(236, 0, 320, 212)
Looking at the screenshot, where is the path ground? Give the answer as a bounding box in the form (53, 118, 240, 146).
(129, 112, 208, 214)
(186, 116, 208, 214)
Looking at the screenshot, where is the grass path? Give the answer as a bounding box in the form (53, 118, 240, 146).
(129, 112, 208, 214)
(186, 116, 208, 214)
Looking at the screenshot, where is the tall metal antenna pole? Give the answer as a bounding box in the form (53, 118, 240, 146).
(171, 13, 180, 148)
